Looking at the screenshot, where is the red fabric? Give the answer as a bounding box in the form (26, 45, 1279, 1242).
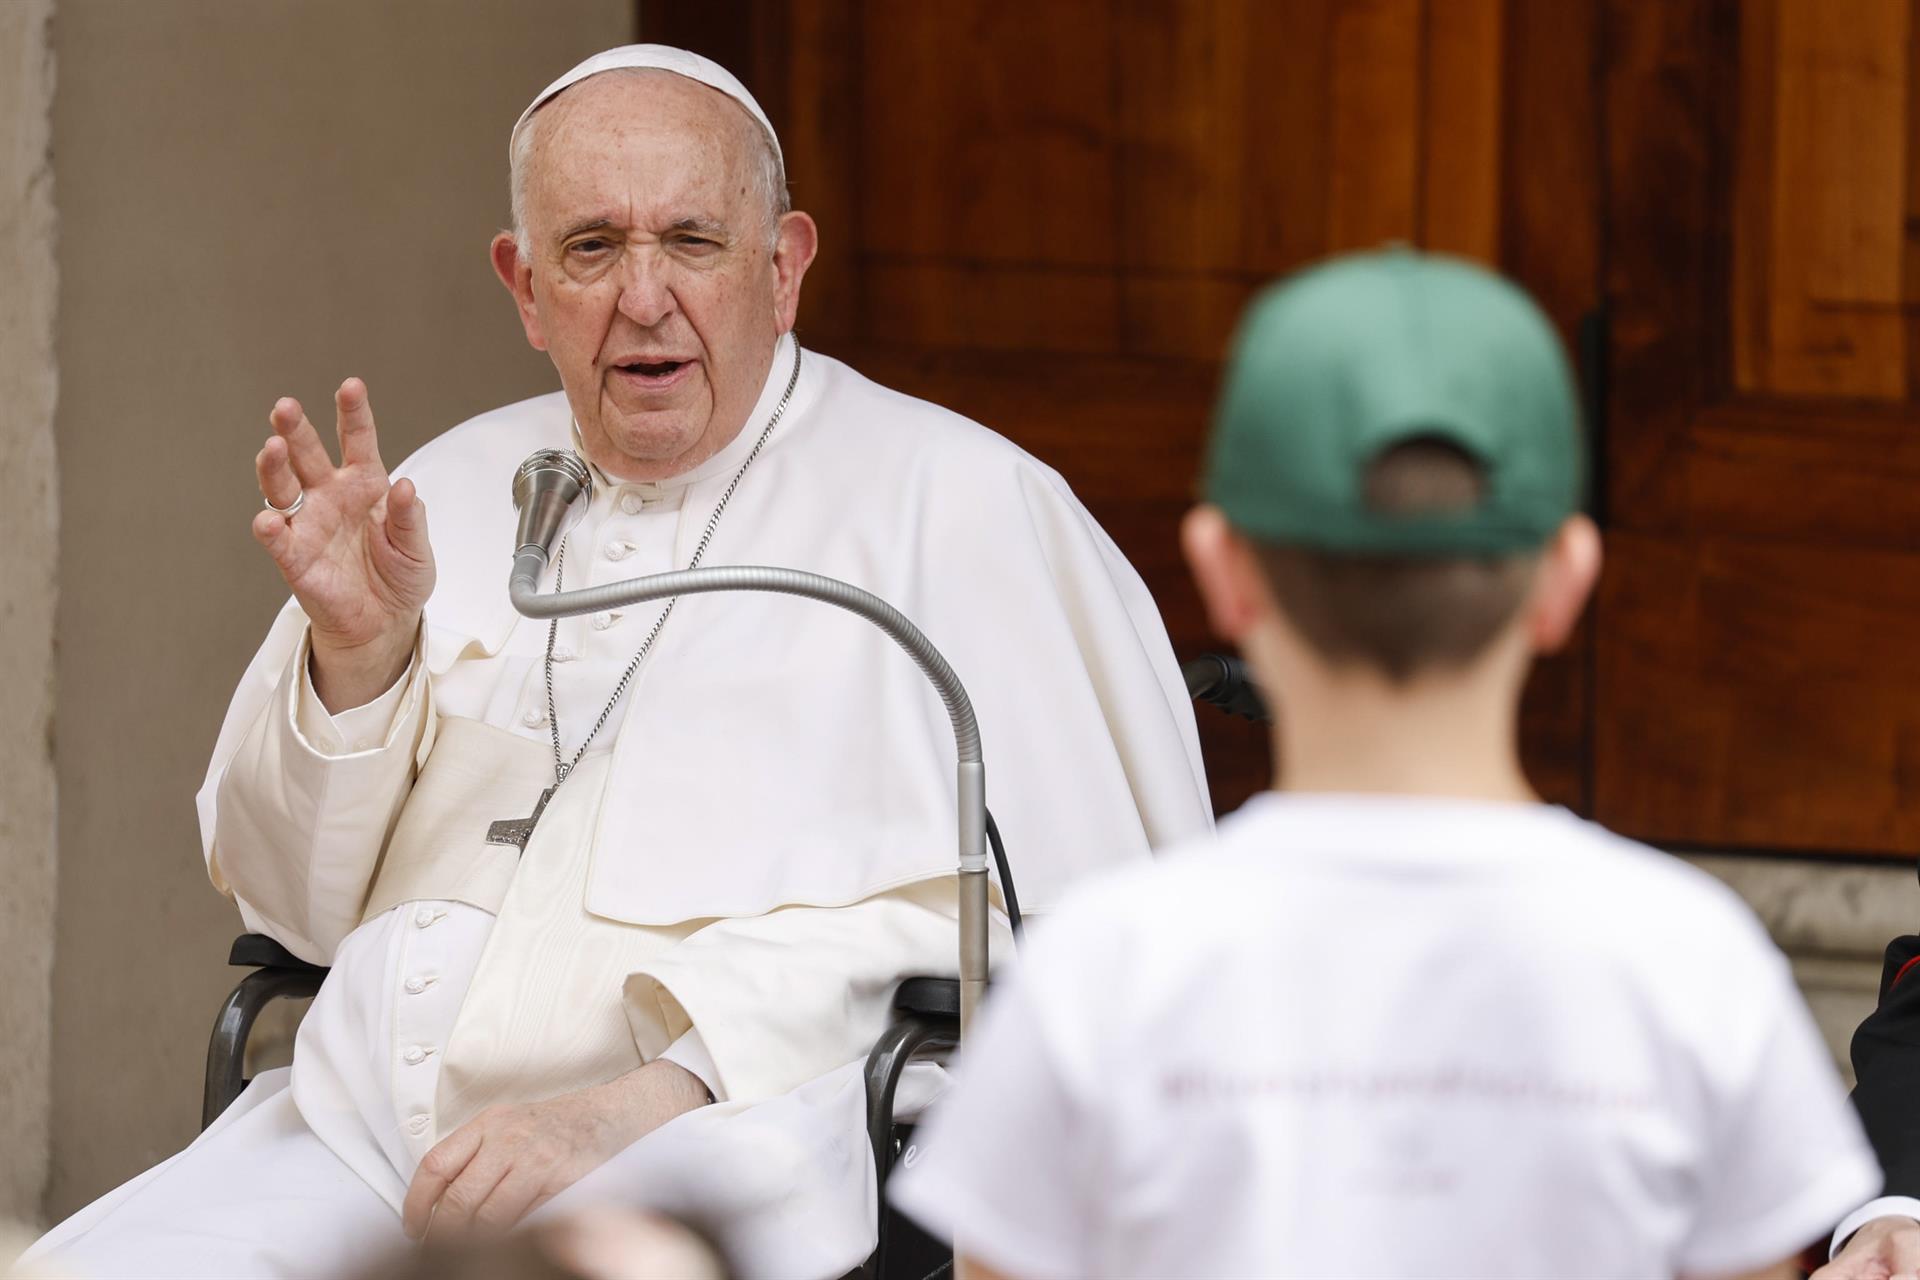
(1892, 954, 1920, 991)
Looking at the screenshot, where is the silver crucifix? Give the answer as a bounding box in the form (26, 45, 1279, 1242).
(485, 786, 554, 853)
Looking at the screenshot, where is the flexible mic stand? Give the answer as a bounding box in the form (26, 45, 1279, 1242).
(505, 455, 992, 1036)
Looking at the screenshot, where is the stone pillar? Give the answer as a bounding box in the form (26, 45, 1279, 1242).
(0, 0, 59, 1232)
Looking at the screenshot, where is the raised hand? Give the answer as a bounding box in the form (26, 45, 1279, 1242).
(253, 378, 435, 711)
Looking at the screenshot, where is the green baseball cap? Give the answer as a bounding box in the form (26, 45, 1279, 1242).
(1203, 247, 1584, 556)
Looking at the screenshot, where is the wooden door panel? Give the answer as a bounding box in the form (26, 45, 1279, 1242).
(1625, 401, 1920, 547)
(860, 5, 1119, 267)
(863, 263, 1124, 355)
(1116, 0, 1329, 279)
(1733, 0, 1911, 402)
(1605, 0, 1920, 855)
(1598, 531, 1920, 852)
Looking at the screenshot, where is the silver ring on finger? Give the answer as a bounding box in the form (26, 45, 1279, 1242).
(264, 490, 305, 518)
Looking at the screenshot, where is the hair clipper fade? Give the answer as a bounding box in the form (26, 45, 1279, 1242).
(1251, 439, 1539, 683)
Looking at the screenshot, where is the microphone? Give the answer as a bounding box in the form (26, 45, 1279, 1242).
(509, 449, 594, 596)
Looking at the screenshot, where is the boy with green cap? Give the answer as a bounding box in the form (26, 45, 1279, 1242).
(891, 249, 1878, 1279)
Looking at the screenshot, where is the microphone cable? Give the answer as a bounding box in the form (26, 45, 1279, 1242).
(985, 807, 1023, 946)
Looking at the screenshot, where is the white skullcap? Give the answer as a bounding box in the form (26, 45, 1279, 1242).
(509, 44, 783, 165)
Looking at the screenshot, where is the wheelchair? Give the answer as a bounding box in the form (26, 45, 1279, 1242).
(202, 655, 1266, 1280)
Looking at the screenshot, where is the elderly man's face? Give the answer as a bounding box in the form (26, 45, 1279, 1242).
(491, 72, 816, 481)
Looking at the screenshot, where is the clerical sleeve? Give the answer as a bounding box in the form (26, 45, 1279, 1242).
(622, 876, 1004, 1104)
(207, 628, 434, 963)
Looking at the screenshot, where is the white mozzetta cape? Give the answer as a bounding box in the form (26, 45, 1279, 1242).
(199, 341, 1212, 943)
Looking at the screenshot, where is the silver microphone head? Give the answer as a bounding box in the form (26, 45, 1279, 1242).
(512, 449, 594, 563)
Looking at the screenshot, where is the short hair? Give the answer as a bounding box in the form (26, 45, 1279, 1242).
(509, 67, 790, 259)
(1250, 439, 1539, 683)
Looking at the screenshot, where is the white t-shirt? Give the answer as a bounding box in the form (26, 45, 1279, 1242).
(892, 792, 1881, 1279)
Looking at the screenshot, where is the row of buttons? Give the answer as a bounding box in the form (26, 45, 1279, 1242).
(405, 907, 439, 1137)
(518, 501, 655, 734)
(406, 909, 441, 1071)
(517, 610, 625, 728)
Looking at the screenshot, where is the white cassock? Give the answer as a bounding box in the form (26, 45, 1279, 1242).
(26, 333, 1213, 1280)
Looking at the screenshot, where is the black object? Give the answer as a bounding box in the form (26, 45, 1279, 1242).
(985, 809, 1021, 943)
(1576, 306, 1608, 529)
(202, 935, 327, 1129)
(1845, 931, 1920, 1207)
(1183, 653, 1270, 723)
(861, 979, 963, 1280)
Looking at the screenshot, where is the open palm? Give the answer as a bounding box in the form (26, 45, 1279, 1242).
(253, 378, 434, 702)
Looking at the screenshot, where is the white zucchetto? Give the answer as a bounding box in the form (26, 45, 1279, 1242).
(509, 43, 783, 164)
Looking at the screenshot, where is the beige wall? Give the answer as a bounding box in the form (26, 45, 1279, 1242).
(0, 0, 59, 1232)
(46, 0, 631, 1221)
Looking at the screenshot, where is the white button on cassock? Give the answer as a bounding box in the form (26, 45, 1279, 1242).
(604, 540, 636, 561)
(412, 907, 438, 929)
(403, 1046, 429, 1065)
(591, 612, 617, 631)
(522, 709, 545, 728)
(618, 492, 646, 515)
(408, 1114, 430, 1135)
(404, 976, 430, 995)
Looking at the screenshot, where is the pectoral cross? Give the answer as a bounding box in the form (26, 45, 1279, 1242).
(486, 786, 554, 853)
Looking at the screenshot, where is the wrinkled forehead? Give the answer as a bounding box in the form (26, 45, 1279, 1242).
(521, 71, 764, 224)
(530, 66, 763, 149)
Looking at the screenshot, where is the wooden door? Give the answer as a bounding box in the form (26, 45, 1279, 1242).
(645, 0, 1604, 816)
(1601, 0, 1920, 856)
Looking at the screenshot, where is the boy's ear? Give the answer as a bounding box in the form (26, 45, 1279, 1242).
(1182, 505, 1270, 643)
(1526, 514, 1603, 655)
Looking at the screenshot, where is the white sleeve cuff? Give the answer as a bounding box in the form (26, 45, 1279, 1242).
(1831, 1196, 1920, 1259)
(657, 1027, 724, 1103)
(294, 637, 418, 756)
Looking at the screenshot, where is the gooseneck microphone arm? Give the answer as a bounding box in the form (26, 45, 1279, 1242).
(506, 550, 994, 1038)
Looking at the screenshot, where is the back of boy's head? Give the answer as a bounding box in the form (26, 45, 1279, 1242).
(1203, 248, 1585, 682)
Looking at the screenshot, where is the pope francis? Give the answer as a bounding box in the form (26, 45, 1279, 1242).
(22, 44, 1211, 1280)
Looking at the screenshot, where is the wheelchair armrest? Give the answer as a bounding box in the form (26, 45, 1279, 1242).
(228, 932, 327, 974)
(866, 977, 963, 1175)
(203, 935, 329, 1130)
(893, 975, 960, 1020)
(867, 978, 963, 1179)
(860, 1001, 960, 1280)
